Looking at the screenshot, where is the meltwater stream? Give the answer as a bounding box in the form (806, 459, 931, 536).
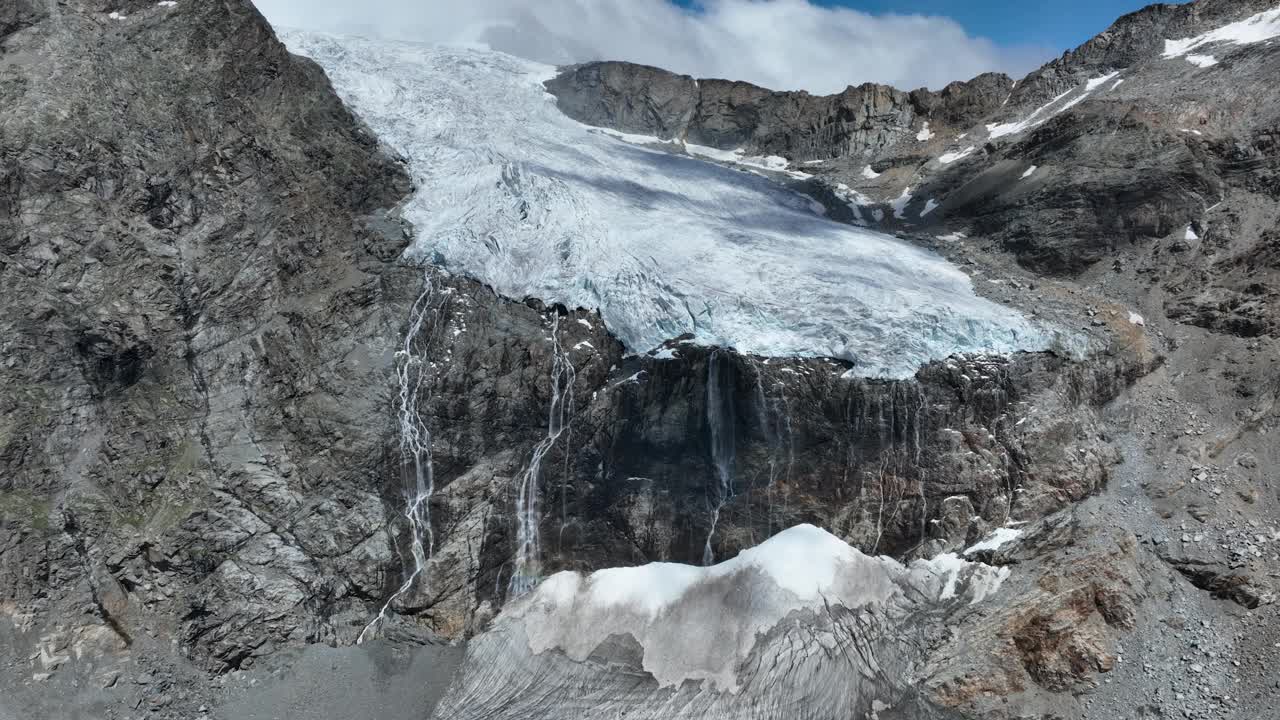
(359, 276, 444, 643)
(509, 315, 577, 599)
(702, 350, 736, 566)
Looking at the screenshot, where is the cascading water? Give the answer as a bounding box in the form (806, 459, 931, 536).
(702, 349, 736, 566)
(751, 359, 793, 537)
(359, 276, 444, 644)
(509, 314, 577, 598)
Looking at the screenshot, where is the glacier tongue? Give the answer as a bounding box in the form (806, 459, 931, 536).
(282, 33, 1053, 378)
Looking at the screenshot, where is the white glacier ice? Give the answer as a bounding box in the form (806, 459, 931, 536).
(282, 33, 1056, 378)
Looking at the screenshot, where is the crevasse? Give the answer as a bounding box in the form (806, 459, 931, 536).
(282, 32, 1056, 379)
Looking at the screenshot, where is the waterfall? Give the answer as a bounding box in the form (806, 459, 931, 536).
(702, 349, 736, 566)
(751, 359, 793, 537)
(509, 314, 576, 598)
(359, 275, 443, 644)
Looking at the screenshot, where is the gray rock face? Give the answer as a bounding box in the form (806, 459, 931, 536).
(546, 62, 1012, 161)
(1, 0, 415, 683)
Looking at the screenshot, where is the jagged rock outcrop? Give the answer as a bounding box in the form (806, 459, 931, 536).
(546, 61, 1013, 161)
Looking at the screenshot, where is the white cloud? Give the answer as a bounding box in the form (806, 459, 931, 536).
(252, 0, 1052, 93)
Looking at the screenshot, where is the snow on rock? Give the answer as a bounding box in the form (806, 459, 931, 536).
(938, 146, 976, 164)
(1020, 165, 1038, 179)
(1111, 77, 1125, 91)
(964, 527, 1024, 556)
(651, 347, 680, 360)
(987, 71, 1119, 140)
(283, 34, 1055, 379)
(920, 198, 939, 217)
(1186, 53, 1219, 68)
(1185, 225, 1200, 240)
(916, 122, 934, 141)
(1164, 6, 1280, 61)
(685, 143, 812, 179)
(1128, 312, 1145, 326)
(938, 231, 967, 241)
(891, 186, 913, 220)
(860, 164, 881, 179)
(1085, 71, 1121, 91)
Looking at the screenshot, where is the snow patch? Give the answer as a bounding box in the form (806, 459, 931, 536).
(987, 71, 1118, 140)
(937, 231, 967, 241)
(938, 146, 976, 165)
(916, 122, 933, 141)
(1085, 71, 1121, 92)
(1164, 7, 1280, 60)
(1020, 165, 1038, 179)
(1185, 53, 1219, 68)
(964, 527, 1023, 556)
(108, 10, 126, 19)
(891, 186, 913, 220)
(651, 347, 680, 360)
(1185, 225, 1200, 241)
(920, 198, 939, 217)
(860, 164, 881, 179)
(1128, 312, 1145, 326)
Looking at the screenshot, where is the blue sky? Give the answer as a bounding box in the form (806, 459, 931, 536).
(673, 0, 1182, 53)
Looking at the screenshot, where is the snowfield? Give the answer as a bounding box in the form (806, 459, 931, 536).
(283, 33, 1055, 378)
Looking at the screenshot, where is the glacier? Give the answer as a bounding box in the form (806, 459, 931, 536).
(282, 32, 1056, 378)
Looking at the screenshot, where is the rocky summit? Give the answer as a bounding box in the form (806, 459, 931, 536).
(1, 1, 1278, 719)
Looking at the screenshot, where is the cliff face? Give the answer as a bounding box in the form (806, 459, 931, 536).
(0, 0, 418, 694)
(546, 61, 1012, 160)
